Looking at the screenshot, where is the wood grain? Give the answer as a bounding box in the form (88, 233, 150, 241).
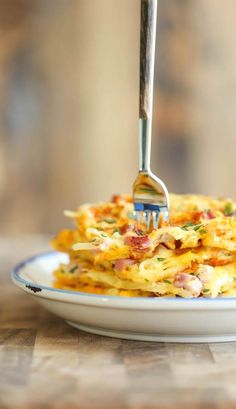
(1, 236, 236, 409)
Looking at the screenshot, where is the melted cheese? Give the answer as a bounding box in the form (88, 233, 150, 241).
(52, 193, 236, 298)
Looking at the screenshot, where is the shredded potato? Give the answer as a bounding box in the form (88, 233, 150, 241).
(52, 193, 236, 298)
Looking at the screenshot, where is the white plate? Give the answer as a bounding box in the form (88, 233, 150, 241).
(11, 251, 236, 343)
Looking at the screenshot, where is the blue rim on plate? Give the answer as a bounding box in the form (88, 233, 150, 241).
(11, 250, 236, 303)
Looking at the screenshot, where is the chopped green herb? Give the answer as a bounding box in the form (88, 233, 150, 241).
(103, 218, 116, 224)
(203, 289, 210, 293)
(199, 229, 207, 234)
(144, 278, 150, 283)
(164, 279, 171, 284)
(193, 224, 203, 231)
(113, 228, 120, 234)
(233, 277, 236, 282)
(69, 266, 77, 273)
(100, 233, 107, 238)
(157, 257, 166, 262)
(181, 222, 195, 230)
(224, 202, 233, 216)
(181, 222, 203, 231)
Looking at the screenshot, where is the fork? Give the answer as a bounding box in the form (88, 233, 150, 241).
(133, 0, 169, 230)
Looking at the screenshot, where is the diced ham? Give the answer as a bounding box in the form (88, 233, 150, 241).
(119, 224, 144, 236)
(174, 273, 203, 297)
(124, 235, 152, 251)
(159, 233, 176, 250)
(202, 210, 215, 220)
(114, 258, 136, 272)
(119, 224, 134, 235)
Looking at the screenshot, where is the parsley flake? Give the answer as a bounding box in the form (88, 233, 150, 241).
(181, 222, 203, 231)
(101, 233, 107, 238)
(163, 279, 171, 284)
(224, 202, 233, 216)
(157, 257, 166, 262)
(199, 229, 207, 234)
(203, 288, 210, 293)
(193, 224, 203, 231)
(181, 222, 195, 231)
(113, 228, 120, 234)
(69, 266, 77, 273)
(103, 218, 116, 224)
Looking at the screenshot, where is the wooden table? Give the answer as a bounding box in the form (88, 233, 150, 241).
(1, 236, 236, 409)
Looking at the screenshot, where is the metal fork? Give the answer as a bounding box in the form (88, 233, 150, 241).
(133, 0, 169, 230)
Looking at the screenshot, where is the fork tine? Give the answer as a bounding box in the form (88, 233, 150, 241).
(143, 210, 148, 226)
(142, 210, 151, 231)
(136, 211, 142, 225)
(146, 211, 152, 231)
(134, 210, 161, 232)
(134, 0, 169, 227)
(152, 211, 160, 230)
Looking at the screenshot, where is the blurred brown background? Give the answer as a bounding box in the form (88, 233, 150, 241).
(1, 0, 236, 235)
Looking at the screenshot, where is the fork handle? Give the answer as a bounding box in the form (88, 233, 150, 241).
(139, 0, 157, 120)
